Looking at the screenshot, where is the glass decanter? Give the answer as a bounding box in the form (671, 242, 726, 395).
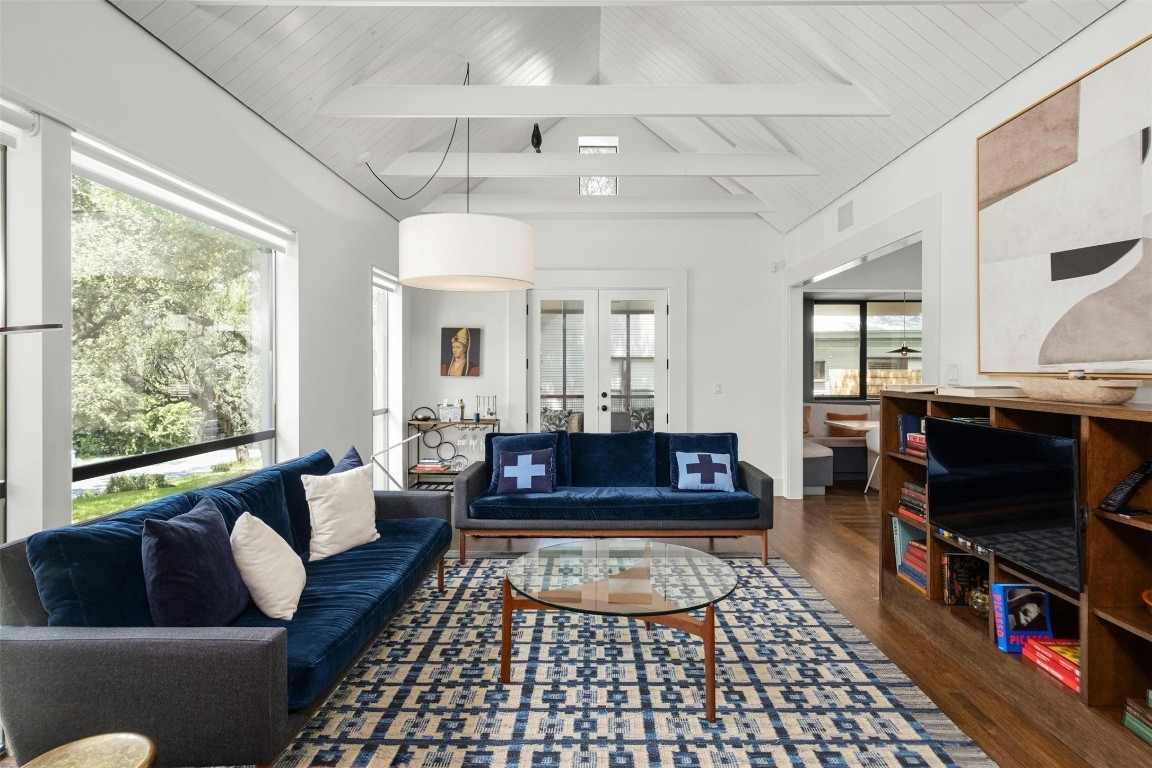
(967, 580, 990, 618)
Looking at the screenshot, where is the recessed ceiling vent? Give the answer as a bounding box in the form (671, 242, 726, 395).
(837, 200, 854, 232)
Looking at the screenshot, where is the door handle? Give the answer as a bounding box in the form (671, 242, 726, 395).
(601, 405, 608, 412)
(601, 392, 608, 398)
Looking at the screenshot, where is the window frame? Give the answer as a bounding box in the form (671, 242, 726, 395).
(68, 140, 285, 500)
(805, 298, 922, 401)
(578, 135, 619, 196)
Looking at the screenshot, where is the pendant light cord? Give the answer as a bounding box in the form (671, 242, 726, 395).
(364, 63, 470, 201)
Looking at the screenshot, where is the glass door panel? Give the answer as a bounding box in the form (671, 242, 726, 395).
(604, 299, 656, 432)
(530, 291, 597, 433)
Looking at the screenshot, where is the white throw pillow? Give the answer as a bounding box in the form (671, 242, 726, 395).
(230, 511, 307, 621)
(301, 463, 379, 561)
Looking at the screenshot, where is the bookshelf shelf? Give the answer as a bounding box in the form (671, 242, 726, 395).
(879, 391, 1152, 742)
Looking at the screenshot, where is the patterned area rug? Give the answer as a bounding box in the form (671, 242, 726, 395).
(276, 556, 993, 767)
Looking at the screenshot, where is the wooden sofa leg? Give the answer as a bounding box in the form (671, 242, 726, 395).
(762, 530, 769, 565)
(459, 534, 466, 565)
(437, 558, 445, 592)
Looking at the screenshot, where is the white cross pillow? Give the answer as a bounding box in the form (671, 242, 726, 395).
(675, 452, 735, 492)
(496, 448, 555, 494)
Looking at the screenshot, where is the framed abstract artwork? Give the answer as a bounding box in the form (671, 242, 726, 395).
(977, 36, 1151, 375)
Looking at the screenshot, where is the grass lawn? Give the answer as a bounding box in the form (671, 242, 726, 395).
(72, 465, 257, 523)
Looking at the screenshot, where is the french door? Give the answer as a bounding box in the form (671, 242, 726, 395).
(528, 289, 668, 433)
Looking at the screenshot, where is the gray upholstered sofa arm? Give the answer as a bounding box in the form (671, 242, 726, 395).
(453, 461, 488, 528)
(740, 461, 775, 528)
(0, 625, 290, 767)
(374, 489, 450, 522)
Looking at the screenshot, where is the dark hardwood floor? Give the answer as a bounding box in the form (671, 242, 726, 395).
(465, 484, 1150, 768)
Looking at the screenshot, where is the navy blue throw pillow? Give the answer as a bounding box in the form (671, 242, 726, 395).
(496, 449, 556, 494)
(330, 446, 364, 474)
(141, 498, 250, 627)
(488, 433, 558, 493)
(674, 452, 735, 492)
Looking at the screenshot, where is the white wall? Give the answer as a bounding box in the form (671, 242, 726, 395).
(407, 216, 785, 478)
(784, 2, 1151, 398)
(1, 1, 398, 536)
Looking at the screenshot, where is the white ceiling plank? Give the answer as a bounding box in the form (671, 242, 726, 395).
(156, 3, 228, 50)
(421, 194, 775, 214)
(189, 1, 1026, 6)
(220, 7, 330, 93)
(115, 0, 192, 36)
(318, 83, 889, 118)
(1019, 2, 1087, 44)
(947, 5, 1039, 67)
(903, 5, 1018, 80)
(381, 152, 819, 177)
(195, 6, 296, 76)
(178, 6, 264, 65)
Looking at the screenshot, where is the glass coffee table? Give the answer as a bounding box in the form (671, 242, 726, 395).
(502, 539, 738, 721)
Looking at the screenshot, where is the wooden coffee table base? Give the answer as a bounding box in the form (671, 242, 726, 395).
(500, 577, 719, 721)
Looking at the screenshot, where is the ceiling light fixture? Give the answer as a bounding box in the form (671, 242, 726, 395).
(366, 64, 534, 292)
(888, 292, 920, 357)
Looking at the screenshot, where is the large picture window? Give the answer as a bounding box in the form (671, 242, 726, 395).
(807, 299, 922, 400)
(70, 176, 276, 522)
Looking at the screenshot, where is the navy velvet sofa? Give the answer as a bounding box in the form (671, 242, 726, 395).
(454, 430, 773, 563)
(0, 449, 451, 767)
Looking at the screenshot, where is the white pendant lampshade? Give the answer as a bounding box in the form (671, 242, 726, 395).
(399, 212, 535, 291)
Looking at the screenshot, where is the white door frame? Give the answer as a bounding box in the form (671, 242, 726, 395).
(508, 270, 688, 433)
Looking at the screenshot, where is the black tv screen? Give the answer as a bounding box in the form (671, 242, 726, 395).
(925, 417, 1082, 593)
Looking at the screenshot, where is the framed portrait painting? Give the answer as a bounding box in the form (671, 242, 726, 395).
(441, 327, 481, 377)
(977, 36, 1151, 375)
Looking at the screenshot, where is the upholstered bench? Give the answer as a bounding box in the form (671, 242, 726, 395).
(802, 439, 834, 493)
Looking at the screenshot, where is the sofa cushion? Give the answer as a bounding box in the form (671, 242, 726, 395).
(487, 433, 558, 493)
(214, 471, 294, 549)
(142, 497, 250, 627)
(569, 431, 655, 487)
(302, 464, 380, 561)
(229, 517, 451, 710)
(654, 432, 672, 486)
(668, 433, 739, 487)
(26, 493, 194, 626)
(230, 511, 307, 621)
(265, 449, 335, 554)
(330, 446, 364, 474)
(469, 486, 759, 521)
(486, 431, 571, 487)
(674, 452, 735, 492)
(496, 448, 555, 494)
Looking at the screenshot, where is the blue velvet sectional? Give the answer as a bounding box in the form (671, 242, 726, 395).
(0, 449, 451, 767)
(454, 430, 774, 563)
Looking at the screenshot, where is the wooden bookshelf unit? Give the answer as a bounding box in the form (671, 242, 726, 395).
(879, 391, 1152, 760)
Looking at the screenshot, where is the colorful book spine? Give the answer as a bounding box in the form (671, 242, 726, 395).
(991, 583, 1053, 653)
(896, 413, 923, 453)
(897, 562, 927, 591)
(940, 552, 982, 606)
(1025, 638, 1080, 677)
(897, 507, 926, 525)
(1126, 698, 1152, 730)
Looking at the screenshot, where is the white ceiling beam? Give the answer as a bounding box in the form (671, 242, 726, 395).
(422, 194, 774, 214)
(196, 1, 1019, 7)
(380, 152, 818, 177)
(321, 84, 888, 118)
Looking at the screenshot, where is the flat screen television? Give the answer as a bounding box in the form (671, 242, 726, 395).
(925, 417, 1082, 593)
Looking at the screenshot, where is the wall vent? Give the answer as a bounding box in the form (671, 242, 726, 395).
(837, 200, 854, 232)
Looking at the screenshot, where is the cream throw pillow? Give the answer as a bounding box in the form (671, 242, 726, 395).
(230, 512, 306, 620)
(301, 463, 379, 561)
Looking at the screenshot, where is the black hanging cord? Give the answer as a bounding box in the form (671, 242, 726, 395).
(364, 63, 470, 201)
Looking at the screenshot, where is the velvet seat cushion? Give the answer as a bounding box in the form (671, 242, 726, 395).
(468, 486, 760, 521)
(26, 493, 194, 626)
(229, 517, 451, 710)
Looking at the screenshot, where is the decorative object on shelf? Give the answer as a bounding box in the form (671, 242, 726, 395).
(438, 399, 462, 422)
(440, 327, 481, 377)
(968, 581, 990, 618)
(887, 292, 920, 357)
(477, 394, 497, 419)
(372, 63, 534, 292)
(977, 37, 1152, 375)
(1017, 377, 1141, 405)
(411, 406, 436, 422)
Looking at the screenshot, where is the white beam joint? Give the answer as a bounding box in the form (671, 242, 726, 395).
(422, 194, 774, 214)
(381, 152, 818, 178)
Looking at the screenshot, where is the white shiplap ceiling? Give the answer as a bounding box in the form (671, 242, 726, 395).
(109, 0, 1122, 231)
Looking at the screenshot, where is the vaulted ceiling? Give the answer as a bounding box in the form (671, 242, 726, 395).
(110, 0, 1121, 232)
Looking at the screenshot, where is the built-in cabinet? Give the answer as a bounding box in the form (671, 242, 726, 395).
(879, 392, 1152, 759)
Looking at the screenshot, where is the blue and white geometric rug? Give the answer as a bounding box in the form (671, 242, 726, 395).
(276, 556, 993, 767)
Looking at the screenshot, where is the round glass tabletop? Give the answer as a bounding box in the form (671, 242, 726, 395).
(505, 539, 738, 618)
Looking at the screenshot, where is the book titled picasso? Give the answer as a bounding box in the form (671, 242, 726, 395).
(991, 582, 1053, 653)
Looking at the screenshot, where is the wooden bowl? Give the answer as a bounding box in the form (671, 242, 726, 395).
(1143, 589, 1152, 614)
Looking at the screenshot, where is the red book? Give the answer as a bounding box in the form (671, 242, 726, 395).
(901, 552, 927, 575)
(1023, 643, 1080, 692)
(902, 488, 927, 503)
(897, 507, 926, 525)
(1024, 638, 1080, 677)
(907, 433, 926, 446)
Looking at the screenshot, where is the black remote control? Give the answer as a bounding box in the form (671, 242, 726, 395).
(1099, 460, 1152, 513)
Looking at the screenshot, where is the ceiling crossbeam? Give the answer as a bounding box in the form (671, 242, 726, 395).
(421, 194, 774, 214)
(321, 84, 887, 118)
(380, 152, 818, 177)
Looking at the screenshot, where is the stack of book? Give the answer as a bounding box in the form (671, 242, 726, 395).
(411, 459, 449, 473)
(898, 539, 928, 590)
(898, 482, 926, 524)
(905, 432, 926, 459)
(1124, 693, 1152, 746)
(896, 413, 923, 453)
(1022, 637, 1080, 693)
